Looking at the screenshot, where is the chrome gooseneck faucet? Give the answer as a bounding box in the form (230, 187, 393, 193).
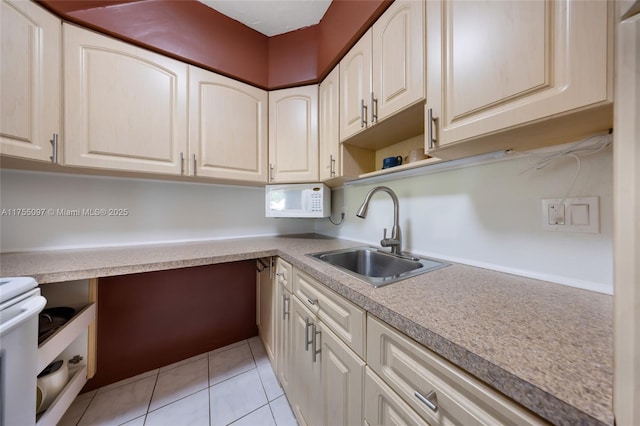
(356, 186, 402, 255)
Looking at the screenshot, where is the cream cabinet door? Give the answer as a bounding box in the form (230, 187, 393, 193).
(371, 0, 425, 123)
(268, 85, 319, 183)
(189, 66, 268, 182)
(275, 278, 292, 394)
(64, 24, 188, 175)
(319, 65, 340, 181)
(426, 0, 612, 150)
(339, 30, 371, 141)
(290, 296, 322, 426)
(364, 367, 428, 426)
(1, 0, 61, 163)
(318, 322, 365, 426)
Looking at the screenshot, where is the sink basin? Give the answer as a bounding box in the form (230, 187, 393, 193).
(309, 247, 448, 287)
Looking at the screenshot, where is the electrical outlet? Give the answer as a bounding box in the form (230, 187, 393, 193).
(541, 197, 600, 233)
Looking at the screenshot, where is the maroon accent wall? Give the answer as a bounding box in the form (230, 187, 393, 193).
(268, 26, 319, 89)
(84, 261, 257, 391)
(317, 0, 393, 79)
(38, 0, 391, 90)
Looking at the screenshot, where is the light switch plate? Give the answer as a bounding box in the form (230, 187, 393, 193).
(541, 197, 600, 233)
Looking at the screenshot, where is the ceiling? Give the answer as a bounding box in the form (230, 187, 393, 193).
(197, 0, 332, 36)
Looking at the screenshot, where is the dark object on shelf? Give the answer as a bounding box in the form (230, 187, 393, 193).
(38, 307, 75, 345)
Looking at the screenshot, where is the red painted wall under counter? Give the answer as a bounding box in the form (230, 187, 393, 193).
(83, 261, 257, 391)
(38, 0, 392, 89)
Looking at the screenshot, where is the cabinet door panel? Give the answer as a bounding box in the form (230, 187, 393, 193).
(0, 0, 60, 162)
(189, 66, 267, 182)
(319, 65, 340, 181)
(339, 31, 371, 141)
(372, 0, 424, 121)
(364, 367, 428, 426)
(320, 323, 365, 426)
(269, 85, 319, 183)
(293, 268, 366, 358)
(64, 25, 187, 175)
(275, 282, 292, 394)
(367, 315, 545, 426)
(290, 296, 321, 426)
(427, 0, 612, 148)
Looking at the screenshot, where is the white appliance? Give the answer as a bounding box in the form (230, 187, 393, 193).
(0, 277, 47, 426)
(265, 183, 331, 218)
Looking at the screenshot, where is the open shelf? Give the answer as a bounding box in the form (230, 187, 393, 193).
(36, 365, 87, 426)
(357, 156, 443, 179)
(38, 303, 96, 373)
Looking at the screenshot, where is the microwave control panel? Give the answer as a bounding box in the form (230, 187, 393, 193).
(311, 192, 323, 212)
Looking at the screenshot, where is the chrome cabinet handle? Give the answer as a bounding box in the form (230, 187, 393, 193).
(371, 92, 378, 123)
(360, 99, 368, 128)
(49, 133, 58, 164)
(305, 317, 313, 351)
(180, 152, 185, 175)
(329, 155, 336, 177)
(427, 108, 437, 150)
(192, 154, 196, 176)
(269, 163, 274, 182)
(415, 390, 438, 412)
(311, 323, 321, 363)
(282, 294, 289, 320)
(307, 298, 318, 306)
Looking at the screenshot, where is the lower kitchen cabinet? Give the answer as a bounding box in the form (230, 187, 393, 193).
(318, 321, 365, 426)
(283, 261, 366, 426)
(367, 315, 545, 425)
(275, 258, 293, 395)
(364, 366, 429, 426)
(290, 296, 322, 425)
(36, 279, 97, 425)
(269, 259, 548, 426)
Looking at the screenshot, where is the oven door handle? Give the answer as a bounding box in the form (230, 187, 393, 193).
(0, 296, 46, 336)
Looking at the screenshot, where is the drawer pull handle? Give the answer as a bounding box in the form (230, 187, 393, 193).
(307, 298, 318, 306)
(311, 323, 321, 363)
(282, 294, 289, 320)
(415, 390, 438, 412)
(305, 317, 313, 351)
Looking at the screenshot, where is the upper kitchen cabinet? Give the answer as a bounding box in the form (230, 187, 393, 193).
(188, 66, 268, 183)
(319, 65, 340, 182)
(425, 0, 614, 158)
(0, 0, 61, 163)
(63, 24, 188, 175)
(340, 0, 425, 142)
(268, 85, 319, 183)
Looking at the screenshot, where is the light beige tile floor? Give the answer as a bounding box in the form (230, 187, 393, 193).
(59, 337, 298, 426)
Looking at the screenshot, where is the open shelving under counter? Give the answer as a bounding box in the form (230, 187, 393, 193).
(35, 279, 97, 426)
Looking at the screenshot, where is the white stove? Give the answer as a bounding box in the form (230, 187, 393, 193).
(0, 276, 47, 426)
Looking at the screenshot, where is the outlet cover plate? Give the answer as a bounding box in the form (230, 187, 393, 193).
(541, 196, 600, 233)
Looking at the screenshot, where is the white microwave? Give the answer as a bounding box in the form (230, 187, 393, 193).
(265, 183, 331, 218)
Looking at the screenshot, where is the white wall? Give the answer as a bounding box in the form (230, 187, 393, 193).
(315, 148, 613, 294)
(0, 170, 314, 252)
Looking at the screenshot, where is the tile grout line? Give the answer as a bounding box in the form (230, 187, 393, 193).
(73, 391, 98, 426)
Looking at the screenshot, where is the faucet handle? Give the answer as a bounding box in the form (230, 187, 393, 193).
(383, 228, 387, 239)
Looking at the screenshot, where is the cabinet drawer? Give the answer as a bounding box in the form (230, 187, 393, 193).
(364, 367, 428, 426)
(293, 268, 365, 358)
(367, 315, 546, 426)
(275, 258, 293, 292)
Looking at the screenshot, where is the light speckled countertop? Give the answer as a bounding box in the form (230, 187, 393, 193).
(0, 235, 613, 425)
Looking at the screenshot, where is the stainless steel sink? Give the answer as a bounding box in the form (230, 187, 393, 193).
(309, 247, 449, 287)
